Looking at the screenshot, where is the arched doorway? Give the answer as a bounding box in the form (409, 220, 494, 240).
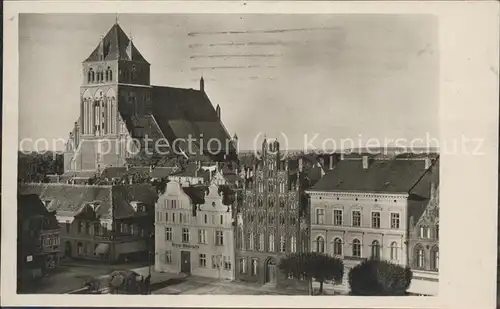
(64, 241, 72, 258)
(265, 258, 277, 285)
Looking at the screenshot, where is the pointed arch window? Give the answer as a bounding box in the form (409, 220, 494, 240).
(431, 246, 439, 271)
(316, 236, 325, 253)
(371, 240, 381, 260)
(415, 245, 425, 268)
(87, 69, 93, 83)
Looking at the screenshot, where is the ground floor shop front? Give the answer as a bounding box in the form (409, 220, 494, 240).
(155, 243, 234, 280)
(60, 237, 148, 263)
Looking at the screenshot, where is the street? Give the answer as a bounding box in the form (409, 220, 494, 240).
(20, 259, 148, 294)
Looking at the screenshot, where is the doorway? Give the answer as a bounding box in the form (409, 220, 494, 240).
(180, 251, 191, 274)
(265, 258, 277, 285)
(64, 241, 72, 258)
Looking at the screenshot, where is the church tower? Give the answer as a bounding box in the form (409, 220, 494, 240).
(65, 22, 151, 172)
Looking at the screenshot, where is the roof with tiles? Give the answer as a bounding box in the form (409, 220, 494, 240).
(19, 183, 157, 221)
(308, 158, 432, 194)
(85, 23, 148, 63)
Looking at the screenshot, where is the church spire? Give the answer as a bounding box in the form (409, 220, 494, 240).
(200, 75, 205, 92)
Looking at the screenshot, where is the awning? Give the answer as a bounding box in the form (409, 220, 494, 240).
(95, 243, 110, 255)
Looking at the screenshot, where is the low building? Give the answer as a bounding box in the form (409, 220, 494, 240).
(19, 183, 157, 263)
(306, 155, 438, 292)
(18, 194, 61, 286)
(155, 182, 235, 280)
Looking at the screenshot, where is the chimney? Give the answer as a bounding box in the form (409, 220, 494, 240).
(362, 155, 369, 169)
(424, 157, 432, 170)
(200, 76, 205, 92)
(216, 105, 221, 119)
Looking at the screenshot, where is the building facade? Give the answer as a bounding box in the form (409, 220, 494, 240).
(235, 140, 304, 287)
(18, 194, 61, 287)
(307, 155, 437, 292)
(19, 183, 157, 263)
(155, 182, 235, 280)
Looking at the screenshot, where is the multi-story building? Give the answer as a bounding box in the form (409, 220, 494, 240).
(235, 140, 329, 287)
(306, 154, 438, 292)
(155, 182, 235, 279)
(17, 194, 61, 287)
(63, 22, 235, 181)
(407, 158, 439, 296)
(19, 182, 157, 263)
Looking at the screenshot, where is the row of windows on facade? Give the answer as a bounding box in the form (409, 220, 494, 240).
(162, 251, 232, 270)
(314, 236, 400, 260)
(315, 209, 401, 229)
(238, 258, 262, 276)
(86, 67, 143, 84)
(64, 221, 143, 237)
(252, 181, 295, 194)
(414, 245, 439, 270)
(42, 235, 60, 247)
(245, 213, 297, 226)
(164, 227, 225, 246)
(74, 241, 108, 257)
(247, 196, 297, 209)
(156, 211, 227, 225)
(238, 232, 297, 253)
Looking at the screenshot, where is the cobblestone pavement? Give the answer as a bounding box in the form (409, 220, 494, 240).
(21, 259, 148, 294)
(153, 276, 308, 295)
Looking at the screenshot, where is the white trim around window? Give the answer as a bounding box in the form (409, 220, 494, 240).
(333, 208, 343, 226)
(351, 209, 362, 227)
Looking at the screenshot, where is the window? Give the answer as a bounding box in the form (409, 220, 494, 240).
(269, 233, 275, 252)
(431, 247, 439, 271)
(198, 229, 207, 244)
(390, 242, 398, 260)
(249, 232, 255, 250)
(165, 212, 169, 222)
(199, 254, 207, 267)
(77, 242, 84, 256)
(239, 258, 247, 274)
(172, 213, 176, 223)
(223, 256, 232, 270)
(316, 236, 325, 253)
(251, 259, 258, 276)
(165, 251, 172, 264)
(352, 239, 361, 257)
(316, 208, 325, 224)
(78, 221, 83, 233)
(371, 240, 381, 260)
(333, 238, 342, 256)
(334, 209, 343, 226)
(280, 235, 286, 252)
(220, 215, 224, 225)
(371, 212, 380, 228)
(352, 211, 361, 227)
(179, 213, 184, 224)
(290, 236, 297, 253)
(258, 233, 265, 251)
(435, 224, 439, 240)
(420, 226, 430, 239)
(182, 228, 190, 243)
(215, 230, 224, 246)
(85, 222, 90, 234)
(165, 227, 172, 241)
(391, 213, 400, 229)
(416, 246, 425, 268)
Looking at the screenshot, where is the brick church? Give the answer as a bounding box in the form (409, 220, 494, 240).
(64, 22, 236, 175)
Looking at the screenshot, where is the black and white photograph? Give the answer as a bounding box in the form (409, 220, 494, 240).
(2, 1, 498, 308)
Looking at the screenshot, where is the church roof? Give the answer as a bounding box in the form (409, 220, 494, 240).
(151, 86, 234, 156)
(85, 23, 149, 63)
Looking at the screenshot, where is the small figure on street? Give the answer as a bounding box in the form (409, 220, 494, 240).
(144, 274, 151, 294)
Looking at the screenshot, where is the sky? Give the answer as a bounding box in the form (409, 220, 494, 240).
(18, 14, 439, 151)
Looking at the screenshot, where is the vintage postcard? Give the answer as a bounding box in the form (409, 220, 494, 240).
(2, 1, 499, 308)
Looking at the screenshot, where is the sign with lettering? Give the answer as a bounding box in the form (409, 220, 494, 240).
(172, 243, 199, 249)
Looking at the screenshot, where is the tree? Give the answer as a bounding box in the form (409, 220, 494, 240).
(278, 252, 344, 295)
(348, 259, 412, 296)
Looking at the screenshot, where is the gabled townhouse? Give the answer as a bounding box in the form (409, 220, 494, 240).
(155, 182, 235, 279)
